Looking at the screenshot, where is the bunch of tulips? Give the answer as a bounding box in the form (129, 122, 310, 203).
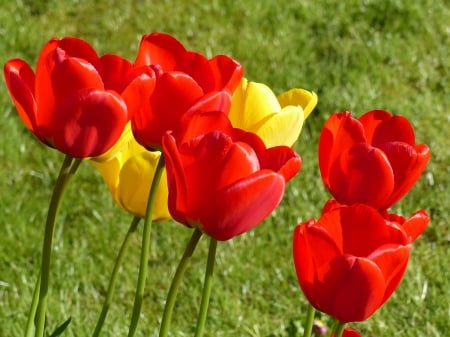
(3, 32, 429, 337)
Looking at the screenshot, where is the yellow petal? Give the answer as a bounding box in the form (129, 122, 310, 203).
(254, 106, 305, 148)
(118, 151, 170, 220)
(229, 78, 281, 131)
(277, 88, 318, 119)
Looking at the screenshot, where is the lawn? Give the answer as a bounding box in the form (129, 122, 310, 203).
(0, 0, 449, 336)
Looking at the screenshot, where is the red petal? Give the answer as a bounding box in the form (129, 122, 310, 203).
(328, 144, 395, 208)
(319, 112, 366, 187)
(132, 71, 204, 149)
(208, 55, 244, 93)
(401, 209, 430, 241)
(201, 171, 285, 240)
(162, 132, 190, 225)
(379, 142, 430, 208)
(359, 110, 416, 146)
(51, 89, 128, 157)
(337, 204, 409, 256)
(318, 256, 385, 322)
(121, 72, 155, 119)
(261, 146, 302, 182)
(176, 110, 233, 145)
(185, 90, 232, 116)
(135, 32, 186, 70)
(367, 243, 410, 305)
(57, 37, 100, 64)
(4, 59, 39, 137)
(176, 51, 215, 93)
(96, 54, 136, 93)
(35, 48, 104, 137)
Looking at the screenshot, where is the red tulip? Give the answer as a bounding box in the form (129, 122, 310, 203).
(293, 203, 411, 323)
(132, 32, 243, 150)
(319, 110, 430, 210)
(4, 37, 154, 158)
(162, 117, 301, 241)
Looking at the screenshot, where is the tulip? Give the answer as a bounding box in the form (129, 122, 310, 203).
(229, 78, 318, 147)
(293, 203, 411, 323)
(318, 110, 430, 210)
(162, 116, 301, 241)
(4, 37, 154, 158)
(91, 124, 170, 219)
(131, 32, 243, 150)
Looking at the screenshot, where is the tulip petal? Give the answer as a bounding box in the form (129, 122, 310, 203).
(337, 204, 409, 255)
(201, 171, 285, 240)
(208, 55, 244, 93)
(135, 32, 186, 70)
(318, 256, 385, 322)
(328, 144, 395, 208)
(378, 142, 430, 208)
(229, 80, 281, 132)
(52, 89, 128, 157)
(96, 54, 136, 93)
(35, 49, 104, 136)
(255, 105, 305, 147)
(177, 51, 215, 92)
(118, 151, 169, 219)
(4, 59, 39, 136)
(277, 88, 318, 119)
(260, 146, 302, 182)
(367, 243, 410, 305)
(359, 110, 416, 146)
(319, 112, 366, 187)
(132, 71, 204, 149)
(401, 209, 430, 242)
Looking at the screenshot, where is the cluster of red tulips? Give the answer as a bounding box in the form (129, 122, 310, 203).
(293, 110, 430, 336)
(4, 32, 429, 337)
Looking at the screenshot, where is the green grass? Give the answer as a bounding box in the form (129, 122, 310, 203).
(0, 0, 449, 336)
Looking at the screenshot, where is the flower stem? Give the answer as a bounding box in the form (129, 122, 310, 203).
(24, 271, 40, 337)
(127, 155, 165, 337)
(34, 156, 82, 337)
(333, 322, 346, 337)
(194, 237, 217, 337)
(92, 216, 141, 337)
(303, 304, 316, 337)
(159, 229, 203, 337)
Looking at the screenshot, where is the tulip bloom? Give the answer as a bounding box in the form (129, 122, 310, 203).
(131, 32, 243, 150)
(162, 119, 301, 241)
(4, 37, 154, 158)
(91, 125, 170, 219)
(319, 110, 430, 210)
(293, 203, 411, 323)
(229, 78, 318, 147)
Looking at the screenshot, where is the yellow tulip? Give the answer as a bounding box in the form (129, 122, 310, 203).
(228, 78, 318, 148)
(91, 124, 170, 220)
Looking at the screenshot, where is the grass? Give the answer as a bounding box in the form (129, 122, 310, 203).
(0, 0, 449, 336)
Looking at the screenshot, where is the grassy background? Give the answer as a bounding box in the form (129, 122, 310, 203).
(0, 0, 449, 336)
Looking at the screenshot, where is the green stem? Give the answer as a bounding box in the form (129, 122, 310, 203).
(24, 271, 40, 337)
(302, 303, 316, 337)
(324, 319, 338, 337)
(92, 216, 141, 337)
(34, 156, 82, 337)
(194, 237, 217, 337)
(333, 321, 346, 337)
(127, 155, 165, 337)
(159, 229, 203, 337)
